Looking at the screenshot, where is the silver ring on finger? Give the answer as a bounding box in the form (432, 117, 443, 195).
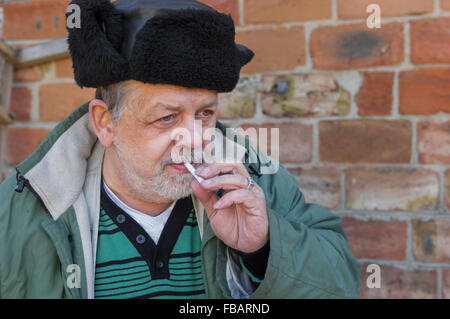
(246, 176, 255, 191)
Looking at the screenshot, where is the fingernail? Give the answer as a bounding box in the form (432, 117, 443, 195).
(213, 201, 222, 209)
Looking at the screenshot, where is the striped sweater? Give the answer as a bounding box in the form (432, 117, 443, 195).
(94, 185, 206, 299)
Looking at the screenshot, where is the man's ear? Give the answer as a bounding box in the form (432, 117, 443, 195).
(89, 99, 114, 147)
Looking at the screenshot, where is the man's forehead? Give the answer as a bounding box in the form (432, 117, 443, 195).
(130, 82, 218, 112)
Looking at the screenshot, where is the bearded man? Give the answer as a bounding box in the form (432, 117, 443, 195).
(0, 0, 360, 299)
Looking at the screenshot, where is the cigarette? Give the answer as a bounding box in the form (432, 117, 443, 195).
(184, 162, 204, 183)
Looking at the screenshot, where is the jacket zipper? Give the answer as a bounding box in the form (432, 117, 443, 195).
(15, 170, 52, 218)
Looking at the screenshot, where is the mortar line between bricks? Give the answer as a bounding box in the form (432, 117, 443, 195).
(437, 268, 443, 299)
(411, 118, 418, 164)
(4, 39, 47, 46)
(45, 60, 57, 82)
(5, 13, 449, 47)
(282, 162, 450, 169)
(29, 83, 40, 123)
(240, 63, 450, 81)
(392, 71, 400, 118)
(434, 0, 442, 16)
(238, 0, 244, 27)
(405, 219, 414, 263)
(235, 12, 450, 32)
(311, 121, 319, 164)
(346, 74, 360, 117)
(9, 121, 58, 130)
(335, 210, 450, 220)
(303, 24, 314, 70)
(402, 20, 411, 70)
(439, 170, 447, 213)
(222, 113, 450, 129)
(35, 78, 77, 85)
(357, 258, 450, 270)
(339, 171, 346, 211)
(253, 91, 264, 120)
(331, 0, 338, 21)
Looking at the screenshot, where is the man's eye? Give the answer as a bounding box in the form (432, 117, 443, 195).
(159, 114, 176, 122)
(198, 110, 215, 117)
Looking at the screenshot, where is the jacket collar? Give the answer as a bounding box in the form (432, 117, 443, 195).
(17, 103, 95, 220)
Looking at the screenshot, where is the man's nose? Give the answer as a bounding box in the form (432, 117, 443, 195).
(172, 118, 203, 154)
(184, 118, 203, 151)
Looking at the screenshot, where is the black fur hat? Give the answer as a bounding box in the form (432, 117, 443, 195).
(66, 0, 254, 92)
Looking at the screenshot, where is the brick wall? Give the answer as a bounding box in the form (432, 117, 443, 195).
(1, 0, 450, 298)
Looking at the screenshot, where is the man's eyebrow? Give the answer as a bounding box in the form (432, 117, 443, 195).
(199, 101, 218, 109)
(153, 101, 218, 111)
(153, 103, 183, 111)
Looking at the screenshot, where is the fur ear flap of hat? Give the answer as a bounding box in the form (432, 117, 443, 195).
(66, 0, 255, 93)
(66, 0, 130, 88)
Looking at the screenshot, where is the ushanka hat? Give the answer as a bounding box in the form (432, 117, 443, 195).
(66, 0, 254, 93)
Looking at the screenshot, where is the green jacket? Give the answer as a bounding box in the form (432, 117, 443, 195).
(0, 102, 360, 298)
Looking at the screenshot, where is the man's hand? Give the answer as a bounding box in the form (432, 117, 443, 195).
(191, 162, 269, 253)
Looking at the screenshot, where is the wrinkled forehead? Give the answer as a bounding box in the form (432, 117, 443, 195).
(126, 81, 219, 114)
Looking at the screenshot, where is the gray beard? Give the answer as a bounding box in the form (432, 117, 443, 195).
(113, 142, 195, 204)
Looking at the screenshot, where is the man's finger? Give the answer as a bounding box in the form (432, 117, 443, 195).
(190, 180, 219, 213)
(196, 162, 249, 179)
(213, 188, 258, 211)
(200, 174, 248, 191)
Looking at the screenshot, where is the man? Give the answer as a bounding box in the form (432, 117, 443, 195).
(0, 0, 360, 298)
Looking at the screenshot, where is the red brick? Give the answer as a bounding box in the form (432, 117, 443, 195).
(10, 87, 32, 122)
(261, 74, 350, 117)
(413, 220, 450, 263)
(442, 0, 450, 11)
(360, 263, 437, 299)
(39, 83, 95, 122)
(399, 68, 450, 115)
(411, 18, 450, 65)
(6, 127, 51, 164)
(288, 167, 341, 209)
(346, 168, 439, 211)
(338, 0, 434, 19)
(13, 66, 43, 83)
(0, 0, 68, 40)
(198, 0, 239, 25)
(244, 0, 331, 24)
(310, 22, 404, 70)
(342, 217, 407, 260)
(355, 72, 393, 116)
(54, 58, 74, 79)
(319, 120, 412, 163)
(236, 26, 305, 73)
(239, 122, 313, 163)
(446, 170, 450, 210)
(417, 120, 450, 164)
(443, 268, 450, 299)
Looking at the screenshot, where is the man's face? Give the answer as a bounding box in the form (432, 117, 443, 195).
(109, 81, 218, 204)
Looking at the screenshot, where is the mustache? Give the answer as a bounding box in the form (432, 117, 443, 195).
(170, 146, 203, 164)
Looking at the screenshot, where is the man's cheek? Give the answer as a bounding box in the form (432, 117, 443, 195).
(144, 136, 178, 170)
